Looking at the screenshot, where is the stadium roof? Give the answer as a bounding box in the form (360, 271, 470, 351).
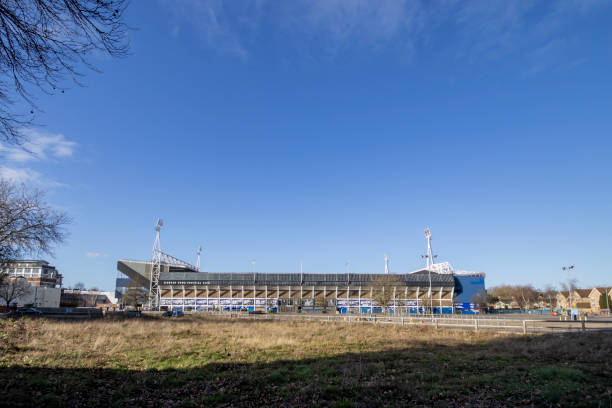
(117, 260, 456, 288)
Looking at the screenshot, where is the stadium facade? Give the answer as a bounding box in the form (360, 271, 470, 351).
(116, 259, 485, 314)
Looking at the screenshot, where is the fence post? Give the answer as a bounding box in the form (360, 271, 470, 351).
(522, 320, 526, 334)
(348, 316, 351, 323)
(474, 319, 478, 332)
(435, 319, 439, 330)
(581, 319, 585, 332)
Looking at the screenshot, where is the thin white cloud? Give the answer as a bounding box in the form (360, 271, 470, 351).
(0, 128, 77, 162)
(160, 0, 250, 59)
(0, 166, 67, 188)
(86, 252, 108, 258)
(0, 167, 42, 184)
(0, 128, 76, 188)
(160, 0, 609, 71)
(0, 166, 65, 187)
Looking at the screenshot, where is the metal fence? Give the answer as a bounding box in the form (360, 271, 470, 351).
(183, 311, 612, 334)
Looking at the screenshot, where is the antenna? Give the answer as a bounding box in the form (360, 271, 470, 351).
(149, 218, 163, 309)
(196, 246, 202, 271)
(300, 260, 303, 274)
(384, 254, 389, 274)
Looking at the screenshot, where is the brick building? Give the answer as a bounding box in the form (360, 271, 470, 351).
(0, 260, 63, 288)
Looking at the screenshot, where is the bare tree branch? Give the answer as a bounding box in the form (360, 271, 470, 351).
(367, 274, 403, 314)
(0, 180, 71, 260)
(0, 0, 130, 145)
(0, 274, 31, 308)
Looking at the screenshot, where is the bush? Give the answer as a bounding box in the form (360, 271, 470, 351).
(599, 294, 612, 312)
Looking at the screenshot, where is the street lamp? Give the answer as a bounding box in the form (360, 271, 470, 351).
(562, 265, 575, 317)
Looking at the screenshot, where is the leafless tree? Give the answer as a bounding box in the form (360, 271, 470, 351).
(541, 285, 558, 308)
(73, 282, 86, 291)
(470, 289, 487, 307)
(121, 284, 146, 308)
(515, 285, 539, 310)
(0, 180, 71, 260)
(488, 284, 539, 310)
(0, 274, 31, 308)
(0, 0, 129, 145)
(560, 279, 578, 293)
(488, 285, 514, 300)
(368, 274, 403, 314)
(314, 293, 329, 312)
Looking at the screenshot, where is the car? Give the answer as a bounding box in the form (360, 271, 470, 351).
(164, 309, 184, 317)
(14, 308, 43, 317)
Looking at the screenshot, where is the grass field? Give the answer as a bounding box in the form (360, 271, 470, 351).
(1, 315, 611, 407)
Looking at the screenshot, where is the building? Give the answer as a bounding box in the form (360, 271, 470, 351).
(453, 270, 486, 306)
(556, 291, 570, 309)
(117, 258, 484, 314)
(573, 289, 593, 313)
(556, 288, 612, 314)
(589, 287, 612, 313)
(492, 299, 520, 310)
(114, 272, 131, 302)
(0, 260, 63, 288)
(1, 284, 61, 308)
(60, 290, 118, 308)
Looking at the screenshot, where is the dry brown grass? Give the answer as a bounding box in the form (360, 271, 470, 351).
(5, 315, 508, 367)
(1, 315, 611, 407)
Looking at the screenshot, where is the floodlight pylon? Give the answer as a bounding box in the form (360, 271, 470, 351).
(424, 227, 434, 313)
(148, 219, 163, 309)
(384, 254, 389, 274)
(196, 246, 202, 271)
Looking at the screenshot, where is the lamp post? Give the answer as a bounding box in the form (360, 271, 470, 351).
(562, 265, 575, 317)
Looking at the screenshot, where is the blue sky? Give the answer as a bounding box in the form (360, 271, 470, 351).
(1, 0, 611, 290)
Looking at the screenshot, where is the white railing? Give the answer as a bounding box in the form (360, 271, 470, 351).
(170, 311, 611, 334)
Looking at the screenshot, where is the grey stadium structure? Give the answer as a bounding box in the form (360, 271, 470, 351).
(116, 259, 485, 314)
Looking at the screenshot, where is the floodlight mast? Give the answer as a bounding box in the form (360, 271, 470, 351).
(148, 219, 163, 310)
(196, 246, 202, 272)
(424, 228, 433, 313)
(384, 254, 389, 274)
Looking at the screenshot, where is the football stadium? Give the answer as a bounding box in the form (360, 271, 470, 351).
(116, 223, 485, 314)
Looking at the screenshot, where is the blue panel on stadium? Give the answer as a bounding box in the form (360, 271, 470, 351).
(454, 274, 486, 303)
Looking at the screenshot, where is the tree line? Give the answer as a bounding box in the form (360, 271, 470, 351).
(483, 284, 612, 312)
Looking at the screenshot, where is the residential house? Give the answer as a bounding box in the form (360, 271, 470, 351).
(556, 291, 571, 309)
(588, 287, 612, 314)
(492, 298, 519, 310)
